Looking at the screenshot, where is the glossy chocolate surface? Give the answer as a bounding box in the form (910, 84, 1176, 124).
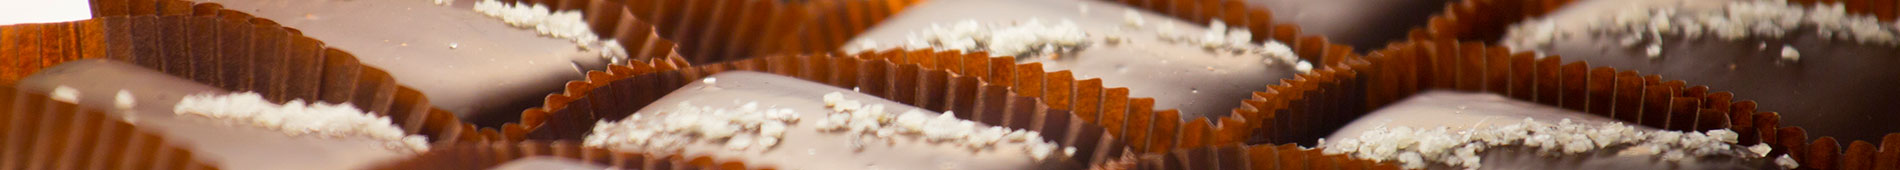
(198, 0, 612, 125)
(609, 71, 1074, 170)
(489, 157, 615, 170)
(15, 60, 410, 170)
(848, 0, 1300, 120)
(1516, 0, 1900, 141)
(1326, 90, 1778, 170)
(1244, 0, 1450, 50)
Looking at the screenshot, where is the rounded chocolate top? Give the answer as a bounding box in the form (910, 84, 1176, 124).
(588, 71, 1078, 170)
(199, 0, 613, 125)
(489, 157, 613, 170)
(1244, 0, 1451, 50)
(1325, 90, 1781, 170)
(846, 0, 1302, 121)
(1502, 0, 1900, 141)
(16, 60, 412, 170)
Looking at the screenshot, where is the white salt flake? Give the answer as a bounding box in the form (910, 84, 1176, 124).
(1779, 45, 1800, 62)
(113, 89, 135, 110)
(1123, 10, 1145, 27)
(1775, 154, 1799, 169)
(50, 86, 78, 103)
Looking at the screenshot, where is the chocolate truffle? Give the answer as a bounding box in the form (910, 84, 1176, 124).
(581, 71, 1083, 170)
(844, 0, 1308, 121)
(1322, 90, 1786, 170)
(1500, 0, 1900, 141)
(14, 60, 416, 170)
(195, 0, 622, 125)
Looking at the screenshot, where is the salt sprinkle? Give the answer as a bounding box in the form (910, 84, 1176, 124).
(584, 101, 803, 152)
(850, 19, 1088, 57)
(472, 0, 629, 62)
(815, 92, 1074, 161)
(173, 92, 429, 153)
(1505, 0, 1899, 59)
(1321, 118, 1764, 169)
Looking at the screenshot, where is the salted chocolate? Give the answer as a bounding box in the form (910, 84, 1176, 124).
(1505, 0, 1900, 142)
(596, 71, 1079, 170)
(1325, 90, 1780, 170)
(1244, 0, 1450, 50)
(1324, 90, 1641, 140)
(846, 0, 1301, 120)
(489, 157, 615, 170)
(196, 0, 612, 125)
(13, 60, 411, 170)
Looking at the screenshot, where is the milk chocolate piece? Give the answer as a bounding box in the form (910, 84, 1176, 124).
(15, 60, 412, 170)
(1326, 90, 1779, 170)
(608, 71, 1077, 170)
(1518, 0, 1900, 142)
(195, 0, 613, 125)
(847, 0, 1300, 120)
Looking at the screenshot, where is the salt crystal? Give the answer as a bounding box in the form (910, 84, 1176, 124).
(114, 89, 135, 110)
(51, 86, 78, 103)
(1780, 45, 1800, 62)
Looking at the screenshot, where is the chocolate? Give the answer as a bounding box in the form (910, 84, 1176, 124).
(14, 60, 413, 170)
(194, 0, 614, 125)
(1242, 0, 1451, 50)
(846, 0, 1301, 120)
(1325, 90, 1641, 140)
(488, 157, 613, 170)
(1325, 90, 1780, 170)
(597, 71, 1079, 170)
(1506, 0, 1900, 142)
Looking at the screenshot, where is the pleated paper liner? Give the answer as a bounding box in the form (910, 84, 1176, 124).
(507, 54, 1137, 167)
(1110, 133, 1900, 170)
(1095, 144, 1402, 170)
(1404, 0, 1899, 42)
(0, 85, 222, 170)
(367, 140, 752, 170)
(0, 16, 493, 143)
(86, 0, 681, 63)
(1233, 38, 1900, 169)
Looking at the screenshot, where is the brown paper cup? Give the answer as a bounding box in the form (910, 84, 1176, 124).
(1237, 37, 1900, 169)
(1094, 144, 1402, 170)
(511, 53, 1138, 167)
(0, 85, 223, 170)
(367, 140, 750, 170)
(0, 12, 486, 143)
(1404, 0, 1900, 42)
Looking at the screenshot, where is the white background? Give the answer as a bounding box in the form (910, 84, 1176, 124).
(0, 0, 94, 25)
